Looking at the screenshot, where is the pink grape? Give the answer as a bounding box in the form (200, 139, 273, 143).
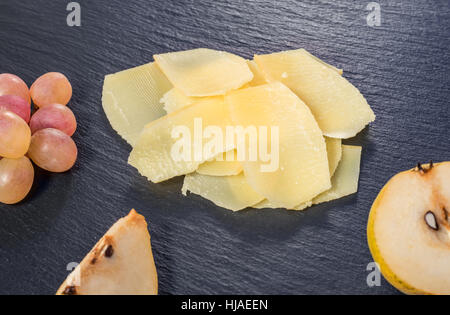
(0, 95, 31, 123)
(0, 156, 34, 204)
(0, 110, 31, 158)
(28, 128, 77, 173)
(0, 73, 31, 105)
(30, 103, 77, 136)
(30, 72, 72, 108)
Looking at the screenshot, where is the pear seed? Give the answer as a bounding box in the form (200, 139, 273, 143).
(425, 211, 439, 231)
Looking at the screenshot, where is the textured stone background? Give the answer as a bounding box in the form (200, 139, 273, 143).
(0, 0, 449, 294)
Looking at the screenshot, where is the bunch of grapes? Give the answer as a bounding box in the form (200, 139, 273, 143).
(0, 72, 78, 204)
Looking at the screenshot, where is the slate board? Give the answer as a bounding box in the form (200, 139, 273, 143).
(0, 0, 449, 295)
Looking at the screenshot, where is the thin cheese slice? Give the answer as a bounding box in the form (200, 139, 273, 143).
(182, 173, 264, 211)
(154, 48, 253, 97)
(254, 49, 375, 139)
(102, 62, 173, 146)
(253, 199, 312, 211)
(313, 145, 362, 204)
(128, 97, 234, 183)
(247, 60, 267, 87)
(161, 88, 200, 114)
(197, 150, 243, 176)
(325, 137, 342, 177)
(254, 137, 341, 210)
(254, 145, 362, 210)
(226, 82, 331, 209)
(302, 50, 343, 75)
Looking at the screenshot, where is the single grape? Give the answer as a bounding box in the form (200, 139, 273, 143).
(30, 103, 77, 136)
(0, 95, 31, 123)
(30, 72, 72, 108)
(0, 156, 34, 204)
(0, 110, 31, 158)
(28, 128, 77, 173)
(0, 73, 31, 104)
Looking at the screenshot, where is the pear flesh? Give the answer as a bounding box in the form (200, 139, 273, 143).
(368, 162, 450, 295)
(56, 210, 158, 295)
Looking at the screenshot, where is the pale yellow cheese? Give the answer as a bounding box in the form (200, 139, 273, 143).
(102, 62, 173, 146)
(253, 138, 341, 211)
(182, 173, 264, 211)
(105, 48, 368, 213)
(197, 150, 243, 176)
(161, 88, 200, 114)
(161, 60, 267, 113)
(154, 48, 253, 97)
(325, 137, 342, 177)
(254, 145, 362, 210)
(253, 199, 312, 211)
(313, 145, 362, 204)
(254, 49, 375, 139)
(226, 82, 331, 209)
(247, 60, 267, 86)
(302, 50, 343, 75)
(128, 97, 234, 183)
(255, 137, 342, 209)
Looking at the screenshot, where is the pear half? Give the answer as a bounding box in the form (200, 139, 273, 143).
(368, 162, 450, 295)
(56, 210, 158, 295)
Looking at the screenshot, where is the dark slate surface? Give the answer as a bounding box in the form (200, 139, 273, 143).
(0, 0, 449, 295)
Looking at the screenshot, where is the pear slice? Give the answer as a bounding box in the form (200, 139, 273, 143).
(154, 48, 253, 97)
(197, 150, 243, 176)
(128, 96, 234, 183)
(182, 173, 264, 211)
(56, 210, 158, 295)
(102, 62, 173, 146)
(254, 49, 375, 138)
(368, 162, 450, 295)
(226, 82, 331, 209)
